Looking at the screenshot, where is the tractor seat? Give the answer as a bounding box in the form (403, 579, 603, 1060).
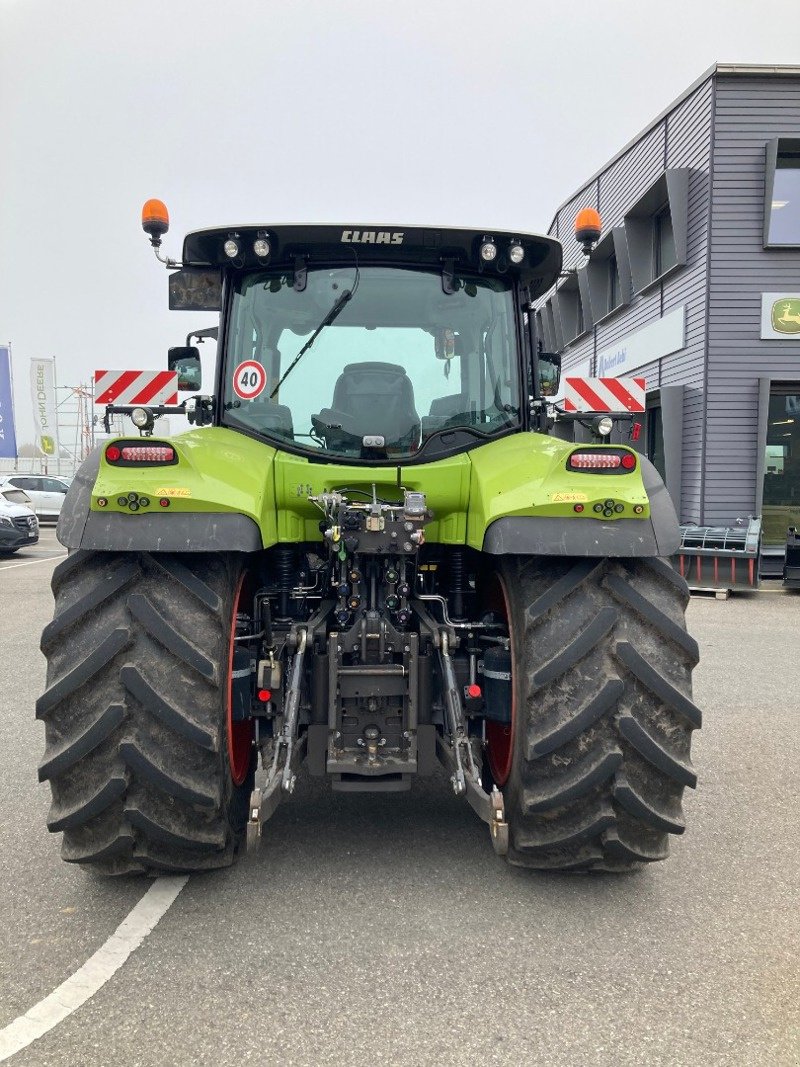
(243, 400, 294, 438)
(315, 362, 420, 445)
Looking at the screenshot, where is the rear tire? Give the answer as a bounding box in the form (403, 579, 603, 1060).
(37, 550, 255, 875)
(492, 556, 700, 871)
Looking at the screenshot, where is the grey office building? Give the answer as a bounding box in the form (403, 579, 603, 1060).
(536, 63, 800, 566)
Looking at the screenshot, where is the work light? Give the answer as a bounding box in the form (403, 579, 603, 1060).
(479, 240, 498, 262)
(224, 239, 240, 258)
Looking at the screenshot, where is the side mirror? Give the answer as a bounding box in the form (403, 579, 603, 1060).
(538, 352, 561, 397)
(168, 346, 202, 392)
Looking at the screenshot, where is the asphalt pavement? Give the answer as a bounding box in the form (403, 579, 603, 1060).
(0, 528, 798, 1066)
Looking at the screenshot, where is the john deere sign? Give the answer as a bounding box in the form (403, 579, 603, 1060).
(761, 293, 800, 338)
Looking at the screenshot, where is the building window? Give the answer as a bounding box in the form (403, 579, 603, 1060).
(553, 279, 588, 347)
(765, 138, 800, 246)
(624, 168, 689, 292)
(653, 206, 677, 277)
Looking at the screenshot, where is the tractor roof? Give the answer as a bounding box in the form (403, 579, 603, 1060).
(181, 224, 562, 297)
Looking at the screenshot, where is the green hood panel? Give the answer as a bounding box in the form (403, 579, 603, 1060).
(90, 426, 649, 550)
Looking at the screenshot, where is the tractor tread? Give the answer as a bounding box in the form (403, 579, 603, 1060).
(613, 773, 685, 834)
(120, 665, 217, 751)
(528, 679, 624, 758)
(618, 713, 697, 787)
(524, 559, 605, 623)
(601, 825, 670, 864)
(604, 572, 699, 662)
(36, 628, 132, 719)
(498, 556, 698, 873)
(47, 775, 128, 832)
(39, 551, 252, 876)
(38, 703, 126, 782)
(148, 554, 223, 614)
(532, 606, 619, 688)
(513, 803, 616, 852)
(125, 803, 226, 853)
(522, 749, 622, 813)
(127, 593, 217, 681)
(41, 559, 141, 652)
(50, 549, 97, 593)
(120, 738, 219, 808)
(614, 641, 702, 728)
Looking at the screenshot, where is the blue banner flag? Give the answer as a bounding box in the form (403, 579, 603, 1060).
(0, 346, 18, 459)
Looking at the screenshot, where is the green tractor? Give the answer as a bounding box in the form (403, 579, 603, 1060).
(37, 203, 700, 875)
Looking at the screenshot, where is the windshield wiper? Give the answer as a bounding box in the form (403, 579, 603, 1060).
(269, 288, 353, 400)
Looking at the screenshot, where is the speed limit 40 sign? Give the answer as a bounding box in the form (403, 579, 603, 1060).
(232, 361, 267, 400)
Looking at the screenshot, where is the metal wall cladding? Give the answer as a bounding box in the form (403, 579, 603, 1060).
(538, 75, 714, 525)
(538, 69, 800, 528)
(706, 76, 800, 526)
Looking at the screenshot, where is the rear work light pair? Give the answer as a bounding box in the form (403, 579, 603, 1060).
(567, 449, 637, 472)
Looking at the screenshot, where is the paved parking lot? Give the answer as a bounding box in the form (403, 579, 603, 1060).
(0, 529, 798, 1066)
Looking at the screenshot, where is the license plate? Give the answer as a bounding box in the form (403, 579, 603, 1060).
(28, 532, 36, 539)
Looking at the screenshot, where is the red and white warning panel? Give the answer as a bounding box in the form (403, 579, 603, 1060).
(94, 370, 179, 406)
(563, 376, 646, 413)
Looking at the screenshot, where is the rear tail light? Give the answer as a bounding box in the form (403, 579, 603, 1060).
(121, 446, 175, 462)
(567, 449, 637, 473)
(105, 441, 177, 465)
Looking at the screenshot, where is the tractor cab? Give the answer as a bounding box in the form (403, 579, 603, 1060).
(147, 210, 564, 462)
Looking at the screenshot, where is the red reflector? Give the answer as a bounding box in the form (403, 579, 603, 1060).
(257, 689, 272, 702)
(573, 503, 584, 512)
(120, 445, 175, 462)
(105, 445, 121, 462)
(569, 453, 622, 469)
(631, 421, 642, 442)
(621, 452, 637, 470)
(159, 498, 170, 508)
(466, 684, 482, 699)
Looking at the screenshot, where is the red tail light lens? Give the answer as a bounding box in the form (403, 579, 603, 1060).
(569, 453, 621, 469)
(121, 445, 175, 462)
(104, 440, 177, 465)
(568, 449, 637, 473)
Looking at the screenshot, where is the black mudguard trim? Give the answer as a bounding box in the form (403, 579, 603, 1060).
(482, 456, 679, 557)
(57, 447, 102, 549)
(57, 447, 263, 553)
(78, 511, 263, 553)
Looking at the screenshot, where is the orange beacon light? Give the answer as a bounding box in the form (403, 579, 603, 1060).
(574, 207, 601, 253)
(141, 199, 170, 246)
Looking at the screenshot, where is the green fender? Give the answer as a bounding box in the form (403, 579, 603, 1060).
(58, 428, 677, 557)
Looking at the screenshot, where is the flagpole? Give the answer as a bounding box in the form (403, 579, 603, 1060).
(7, 341, 18, 471)
(53, 354, 61, 477)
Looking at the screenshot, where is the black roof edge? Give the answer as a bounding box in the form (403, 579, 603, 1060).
(180, 223, 563, 298)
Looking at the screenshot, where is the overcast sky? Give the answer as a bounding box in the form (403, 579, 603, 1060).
(1, 0, 798, 446)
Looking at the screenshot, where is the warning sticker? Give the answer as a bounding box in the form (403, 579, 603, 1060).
(232, 360, 267, 400)
(551, 492, 588, 503)
(155, 487, 192, 497)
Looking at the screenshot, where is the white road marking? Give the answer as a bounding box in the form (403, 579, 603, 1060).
(0, 876, 188, 1062)
(0, 553, 66, 572)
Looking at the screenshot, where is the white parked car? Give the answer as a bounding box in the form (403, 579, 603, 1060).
(0, 475, 71, 521)
(0, 491, 39, 554)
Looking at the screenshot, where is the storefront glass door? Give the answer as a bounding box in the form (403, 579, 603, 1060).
(762, 390, 800, 543)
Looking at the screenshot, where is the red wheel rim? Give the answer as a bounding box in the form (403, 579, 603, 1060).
(227, 573, 254, 785)
(485, 573, 515, 787)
